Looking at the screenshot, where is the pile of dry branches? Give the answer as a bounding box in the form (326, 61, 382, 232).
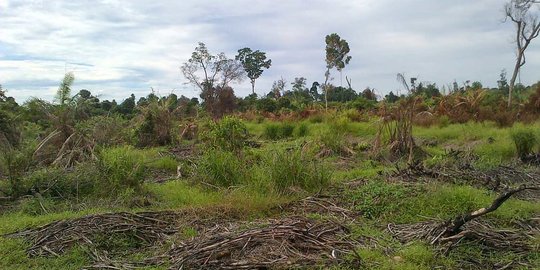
(388, 185, 539, 268)
(392, 163, 540, 200)
(168, 217, 359, 269)
(388, 218, 538, 257)
(5, 211, 179, 257)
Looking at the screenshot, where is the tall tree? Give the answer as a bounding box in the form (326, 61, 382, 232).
(324, 33, 352, 110)
(235, 48, 272, 95)
(181, 42, 244, 93)
(504, 0, 540, 107)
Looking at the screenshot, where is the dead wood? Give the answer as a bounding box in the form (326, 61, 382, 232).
(4, 211, 179, 257)
(443, 185, 540, 237)
(168, 216, 359, 269)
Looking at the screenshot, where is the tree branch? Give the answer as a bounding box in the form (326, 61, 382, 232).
(443, 185, 540, 237)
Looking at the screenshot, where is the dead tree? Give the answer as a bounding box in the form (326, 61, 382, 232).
(504, 0, 540, 107)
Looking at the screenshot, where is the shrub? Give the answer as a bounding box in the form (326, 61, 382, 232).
(510, 129, 538, 159)
(98, 146, 146, 193)
(342, 109, 366, 122)
(134, 101, 173, 147)
(196, 150, 247, 187)
(263, 122, 295, 140)
(280, 123, 295, 138)
(308, 114, 324, 123)
(294, 122, 309, 137)
(204, 116, 249, 152)
(76, 115, 128, 146)
(264, 148, 331, 194)
(263, 123, 280, 140)
(437, 115, 450, 128)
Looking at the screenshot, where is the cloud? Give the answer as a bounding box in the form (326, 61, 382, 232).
(0, 0, 539, 102)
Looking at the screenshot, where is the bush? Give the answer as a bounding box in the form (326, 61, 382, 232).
(134, 101, 173, 147)
(98, 146, 146, 193)
(263, 122, 295, 140)
(263, 123, 281, 140)
(76, 115, 128, 146)
(510, 129, 538, 159)
(204, 116, 249, 152)
(196, 150, 247, 187)
(264, 148, 331, 194)
(294, 122, 309, 137)
(280, 123, 295, 137)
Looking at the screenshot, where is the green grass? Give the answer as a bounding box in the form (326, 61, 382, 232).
(349, 181, 539, 224)
(3, 118, 540, 269)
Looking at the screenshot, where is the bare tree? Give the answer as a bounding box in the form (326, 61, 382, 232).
(504, 0, 540, 107)
(180, 42, 244, 93)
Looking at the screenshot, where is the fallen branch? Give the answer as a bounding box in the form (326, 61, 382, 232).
(443, 185, 540, 237)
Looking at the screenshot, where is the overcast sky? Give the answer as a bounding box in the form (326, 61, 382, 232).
(1, 0, 539, 102)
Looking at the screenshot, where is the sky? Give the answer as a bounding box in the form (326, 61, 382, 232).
(1, 0, 540, 103)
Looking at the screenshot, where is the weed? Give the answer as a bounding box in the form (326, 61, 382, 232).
(196, 149, 247, 187)
(263, 123, 281, 140)
(98, 146, 146, 193)
(263, 148, 331, 194)
(510, 128, 538, 158)
(204, 116, 249, 152)
(294, 122, 309, 137)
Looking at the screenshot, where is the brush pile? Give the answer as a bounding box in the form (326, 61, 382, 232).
(168, 217, 359, 269)
(5, 211, 179, 257)
(392, 163, 540, 200)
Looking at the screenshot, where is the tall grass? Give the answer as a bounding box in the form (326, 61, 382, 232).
(510, 128, 538, 158)
(98, 146, 146, 193)
(263, 148, 331, 194)
(196, 150, 247, 187)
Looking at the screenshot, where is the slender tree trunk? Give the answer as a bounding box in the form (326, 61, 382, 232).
(508, 50, 524, 108)
(251, 79, 256, 95)
(324, 68, 330, 112)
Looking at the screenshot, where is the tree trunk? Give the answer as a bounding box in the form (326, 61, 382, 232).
(324, 68, 330, 112)
(508, 50, 523, 108)
(251, 79, 256, 95)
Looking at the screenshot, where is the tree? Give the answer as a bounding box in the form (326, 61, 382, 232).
(310, 82, 321, 101)
(504, 0, 540, 107)
(181, 42, 244, 93)
(324, 33, 352, 110)
(236, 48, 272, 95)
(55, 72, 75, 106)
(270, 78, 286, 99)
(200, 86, 237, 118)
(291, 77, 308, 93)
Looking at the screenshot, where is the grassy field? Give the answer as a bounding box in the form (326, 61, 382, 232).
(1, 118, 539, 269)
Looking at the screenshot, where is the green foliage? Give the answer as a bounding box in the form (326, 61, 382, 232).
(263, 123, 280, 140)
(76, 115, 128, 146)
(196, 149, 247, 187)
(134, 100, 173, 147)
(349, 180, 413, 219)
(263, 122, 295, 140)
(204, 116, 249, 152)
(263, 148, 331, 194)
(236, 48, 272, 94)
(98, 146, 146, 193)
(294, 122, 309, 137)
(510, 128, 538, 158)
